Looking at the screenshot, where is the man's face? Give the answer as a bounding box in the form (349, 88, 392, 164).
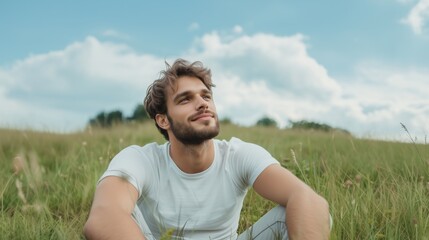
(164, 76, 219, 145)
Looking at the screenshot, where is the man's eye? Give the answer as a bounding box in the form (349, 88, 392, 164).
(203, 95, 212, 100)
(179, 98, 190, 104)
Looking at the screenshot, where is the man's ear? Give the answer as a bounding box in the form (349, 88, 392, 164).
(155, 114, 170, 130)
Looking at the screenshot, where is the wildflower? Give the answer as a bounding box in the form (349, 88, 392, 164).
(82, 141, 87, 146)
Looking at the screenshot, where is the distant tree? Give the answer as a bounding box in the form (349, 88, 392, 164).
(89, 110, 124, 128)
(256, 116, 278, 128)
(129, 104, 149, 121)
(290, 120, 332, 132)
(220, 117, 232, 125)
(289, 120, 350, 134)
(106, 110, 123, 126)
(89, 111, 108, 127)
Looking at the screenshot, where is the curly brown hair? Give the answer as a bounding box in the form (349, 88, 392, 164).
(144, 59, 215, 140)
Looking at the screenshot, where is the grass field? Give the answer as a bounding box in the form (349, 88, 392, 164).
(1, 122, 428, 239)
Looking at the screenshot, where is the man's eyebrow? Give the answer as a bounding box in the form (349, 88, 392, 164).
(173, 91, 192, 103)
(201, 89, 212, 95)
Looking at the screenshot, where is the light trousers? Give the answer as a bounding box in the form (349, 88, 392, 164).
(133, 205, 331, 240)
(237, 205, 288, 240)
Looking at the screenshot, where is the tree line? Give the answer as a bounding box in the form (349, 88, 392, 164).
(255, 116, 350, 134)
(88, 104, 149, 128)
(88, 105, 350, 134)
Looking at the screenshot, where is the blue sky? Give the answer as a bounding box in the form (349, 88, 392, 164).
(1, 0, 428, 141)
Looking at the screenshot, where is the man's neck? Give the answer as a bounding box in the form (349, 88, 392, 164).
(169, 138, 215, 174)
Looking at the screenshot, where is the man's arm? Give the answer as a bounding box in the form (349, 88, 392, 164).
(83, 176, 145, 240)
(253, 164, 331, 240)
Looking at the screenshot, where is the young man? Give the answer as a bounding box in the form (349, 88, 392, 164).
(84, 59, 331, 240)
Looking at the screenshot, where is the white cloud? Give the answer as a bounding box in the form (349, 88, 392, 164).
(335, 61, 429, 140)
(194, 32, 341, 95)
(0, 37, 164, 131)
(232, 25, 243, 34)
(1, 32, 428, 141)
(188, 22, 200, 31)
(401, 0, 429, 35)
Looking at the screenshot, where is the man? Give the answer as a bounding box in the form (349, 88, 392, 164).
(84, 59, 331, 240)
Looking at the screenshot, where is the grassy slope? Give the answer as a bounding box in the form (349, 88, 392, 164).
(0, 122, 428, 239)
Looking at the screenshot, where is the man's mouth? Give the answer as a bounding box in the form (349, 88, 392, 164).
(191, 112, 214, 121)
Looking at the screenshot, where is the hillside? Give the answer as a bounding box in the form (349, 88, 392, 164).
(1, 122, 428, 239)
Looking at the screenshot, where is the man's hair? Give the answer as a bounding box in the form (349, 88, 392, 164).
(144, 59, 214, 140)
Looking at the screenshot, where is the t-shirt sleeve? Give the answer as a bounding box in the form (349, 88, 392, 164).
(98, 145, 152, 197)
(228, 138, 280, 188)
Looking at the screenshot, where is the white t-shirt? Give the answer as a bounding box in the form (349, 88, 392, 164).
(100, 137, 279, 239)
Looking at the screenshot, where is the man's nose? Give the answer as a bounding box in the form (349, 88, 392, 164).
(196, 95, 208, 110)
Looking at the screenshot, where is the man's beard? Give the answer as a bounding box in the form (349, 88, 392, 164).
(167, 114, 220, 145)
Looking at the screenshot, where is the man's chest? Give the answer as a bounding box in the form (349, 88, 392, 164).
(146, 171, 245, 229)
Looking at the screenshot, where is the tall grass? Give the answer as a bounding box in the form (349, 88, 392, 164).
(0, 122, 428, 239)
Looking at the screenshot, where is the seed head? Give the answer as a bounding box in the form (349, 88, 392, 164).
(344, 179, 353, 189)
(12, 156, 25, 175)
(355, 174, 362, 184)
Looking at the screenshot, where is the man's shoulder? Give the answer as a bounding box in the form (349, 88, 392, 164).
(118, 142, 167, 160)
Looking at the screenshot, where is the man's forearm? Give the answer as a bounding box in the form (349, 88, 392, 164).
(285, 190, 330, 240)
(84, 207, 146, 240)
